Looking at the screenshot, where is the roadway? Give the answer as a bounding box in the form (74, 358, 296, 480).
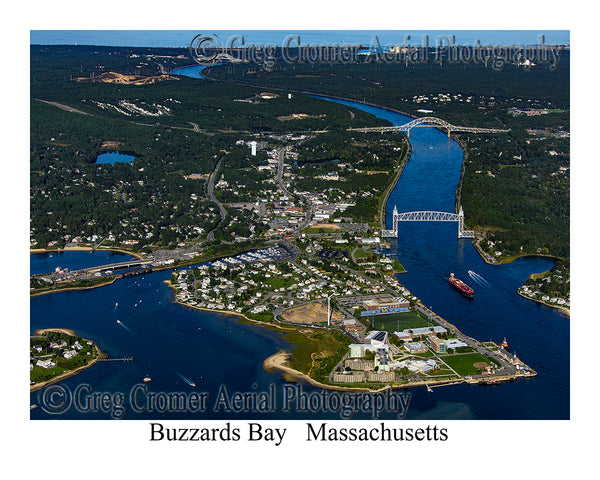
(206, 157, 227, 241)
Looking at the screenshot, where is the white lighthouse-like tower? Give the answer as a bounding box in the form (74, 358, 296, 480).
(392, 205, 399, 237)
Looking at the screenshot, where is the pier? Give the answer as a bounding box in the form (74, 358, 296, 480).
(98, 357, 133, 362)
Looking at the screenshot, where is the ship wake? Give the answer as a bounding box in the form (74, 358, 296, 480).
(468, 270, 491, 288)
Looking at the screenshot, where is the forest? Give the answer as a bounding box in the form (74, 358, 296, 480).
(30, 45, 388, 248)
(207, 53, 570, 260)
(30, 44, 569, 262)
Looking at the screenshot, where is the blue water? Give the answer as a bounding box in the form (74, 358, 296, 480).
(31, 251, 135, 275)
(30, 98, 569, 420)
(96, 152, 135, 165)
(319, 97, 569, 419)
(171, 65, 209, 79)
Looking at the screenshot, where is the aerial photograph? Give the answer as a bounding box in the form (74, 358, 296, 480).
(28, 28, 572, 426)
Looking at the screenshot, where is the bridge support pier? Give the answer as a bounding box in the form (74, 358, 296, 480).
(383, 206, 474, 239)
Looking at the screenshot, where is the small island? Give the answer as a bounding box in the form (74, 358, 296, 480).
(30, 329, 103, 392)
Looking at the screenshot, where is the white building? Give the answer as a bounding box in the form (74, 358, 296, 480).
(36, 359, 56, 369)
(249, 141, 257, 156)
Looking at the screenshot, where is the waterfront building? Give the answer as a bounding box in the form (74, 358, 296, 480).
(404, 326, 447, 338)
(366, 371, 394, 382)
(36, 359, 56, 369)
(333, 372, 364, 383)
(444, 338, 468, 350)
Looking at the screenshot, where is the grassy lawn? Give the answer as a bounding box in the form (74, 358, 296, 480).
(265, 276, 296, 289)
(353, 247, 374, 259)
(425, 368, 460, 378)
(303, 227, 341, 234)
(411, 350, 436, 358)
(31, 365, 68, 383)
(369, 310, 431, 332)
(441, 352, 494, 376)
(282, 328, 351, 379)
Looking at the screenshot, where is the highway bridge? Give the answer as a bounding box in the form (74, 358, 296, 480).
(79, 259, 154, 274)
(349, 116, 509, 138)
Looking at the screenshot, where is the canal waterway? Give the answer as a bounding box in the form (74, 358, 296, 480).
(30, 97, 568, 420)
(319, 97, 569, 419)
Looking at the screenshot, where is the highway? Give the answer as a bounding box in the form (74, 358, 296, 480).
(206, 157, 227, 241)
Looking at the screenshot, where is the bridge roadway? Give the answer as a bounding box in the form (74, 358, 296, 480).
(72, 259, 154, 275)
(349, 116, 509, 136)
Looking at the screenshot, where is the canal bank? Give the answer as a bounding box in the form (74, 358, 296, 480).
(30, 96, 569, 419)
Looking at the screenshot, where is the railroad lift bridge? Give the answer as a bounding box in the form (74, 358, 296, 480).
(382, 205, 475, 239)
(351, 116, 505, 239)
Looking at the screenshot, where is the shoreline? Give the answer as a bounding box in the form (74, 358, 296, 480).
(263, 350, 392, 393)
(169, 285, 519, 392)
(30, 277, 117, 297)
(30, 329, 104, 393)
(166, 282, 393, 392)
(516, 290, 570, 318)
(30, 246, 143, 260)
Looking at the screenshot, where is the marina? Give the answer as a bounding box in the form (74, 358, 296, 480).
(30, 98, 568, 420)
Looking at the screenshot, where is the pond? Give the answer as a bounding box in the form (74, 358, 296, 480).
(96, 152, 136, 165)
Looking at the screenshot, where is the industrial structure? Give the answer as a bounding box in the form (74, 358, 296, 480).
(382, 205, 475, 239)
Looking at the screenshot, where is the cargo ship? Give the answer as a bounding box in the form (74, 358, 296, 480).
(448, 273, 474, 298)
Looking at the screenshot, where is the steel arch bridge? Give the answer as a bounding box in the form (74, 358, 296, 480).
(349, 116, 509, 137)
(382, 206, 474, 238)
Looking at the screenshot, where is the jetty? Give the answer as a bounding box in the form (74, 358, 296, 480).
(98, 357, 133, 362)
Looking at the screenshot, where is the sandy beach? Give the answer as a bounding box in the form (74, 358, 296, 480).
(166, 285, 392, 392)
(263, 350, 391, 393)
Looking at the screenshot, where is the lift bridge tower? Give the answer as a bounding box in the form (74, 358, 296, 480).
(383, 205, 474, 239)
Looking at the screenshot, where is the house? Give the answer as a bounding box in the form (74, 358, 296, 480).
(36, 359, 56, 369)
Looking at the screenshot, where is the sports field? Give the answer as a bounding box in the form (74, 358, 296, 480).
(368, 310, 431, 332)
(441, 353, 494, 376)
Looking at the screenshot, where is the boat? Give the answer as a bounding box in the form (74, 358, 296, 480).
(448, 273, 474, 298)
